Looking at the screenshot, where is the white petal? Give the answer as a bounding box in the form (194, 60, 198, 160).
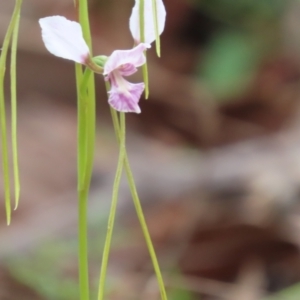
(39, 16, 90, 64)
(129, 0, 166, 44)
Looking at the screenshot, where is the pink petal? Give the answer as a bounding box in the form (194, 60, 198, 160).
(39, 16, 90, 64)
(129, 0, 166, 44)
(103, 43, 150, 76)
(108, 81, 144, 113)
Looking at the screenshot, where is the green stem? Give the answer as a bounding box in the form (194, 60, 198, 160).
(78, 0, 96, 190)
(76, 64, 85, 189)
(139, 0, 145, 44)
(110, 108, 168, 300)
(11, 2, 22, 210)
(0, 0, 23, 225)
(78, 187, 90, 300)
(77, 68, 92, 190)
(97, 112, 126, 300)
(78, 0, 93, 51)
(151, 0, 161, 57)
(139, 0, 149, 98)
(76, 1, 96, 299)
(78, 0, 96, 191)
(76, 64, 90, 300)
(142, 57, 149, 99)
(76, 65, 95, 300)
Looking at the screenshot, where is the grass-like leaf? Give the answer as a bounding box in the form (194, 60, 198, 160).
(11, 4, 22, 210)
(0, 0, 23, 225)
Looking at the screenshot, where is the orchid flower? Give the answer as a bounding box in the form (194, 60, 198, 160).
(39, 16, 150, 113)
(103, 43, 150, 113)
(129, 0, 166, 45)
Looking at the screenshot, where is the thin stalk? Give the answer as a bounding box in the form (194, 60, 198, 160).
(110, 108, 168, 300)
(151, 0, 161, 57)
(97, 112, 126, 300)
(139, 0, 149, 98)
(139, 0, 145, 44)
(142, 56, 149, 99)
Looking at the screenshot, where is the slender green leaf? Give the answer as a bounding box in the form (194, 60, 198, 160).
(0, 0, 23, 224)
(110, 106, 168, 300)
(97, 111, 126, 300)
(11, 5, 21, 210)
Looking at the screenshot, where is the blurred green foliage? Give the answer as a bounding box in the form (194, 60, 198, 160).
(199, 31, 263, 100)
(263, 283, 300, 300)
(6, 214, 110, 300)
(194, 0, 287, 101)
(169, 288, 194, 300)
(196, 0, 285, 26)
(8, 240, 82, 300)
